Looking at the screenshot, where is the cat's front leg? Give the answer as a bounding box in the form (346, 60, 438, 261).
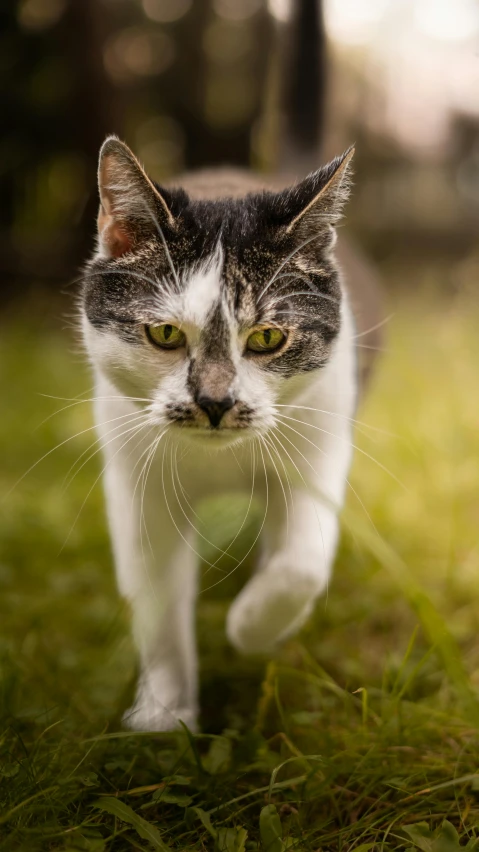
(121, 535, 199, 733)
(227, 428, 352, 654)
(99, 415, 199, 732)
(226, 491, 338, 653)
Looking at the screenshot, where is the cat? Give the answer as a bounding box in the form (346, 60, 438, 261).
(80, 2, 381, 732)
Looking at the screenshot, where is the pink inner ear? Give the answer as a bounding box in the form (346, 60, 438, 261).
(106, 222, 133, 258)
(98, 207, 133, 258)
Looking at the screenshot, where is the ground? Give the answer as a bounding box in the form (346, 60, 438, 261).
(1, 286, 479, 851)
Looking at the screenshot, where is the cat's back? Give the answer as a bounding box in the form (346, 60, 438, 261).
(166, 167, 271, 200)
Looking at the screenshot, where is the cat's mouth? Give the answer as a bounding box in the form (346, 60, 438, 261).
(168, 420, 252, 446)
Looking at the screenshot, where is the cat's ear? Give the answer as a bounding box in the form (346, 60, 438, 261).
(97, 136, 175, 259)
(281, 147, 354, 236)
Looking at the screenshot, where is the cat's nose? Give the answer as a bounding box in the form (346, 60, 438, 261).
(197, 394, 235, 428)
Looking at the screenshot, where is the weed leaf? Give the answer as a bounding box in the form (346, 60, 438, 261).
(215, 826, 248, 851)
(188, 806, 217, 839)
(93, 797, 172, 850)
(260, 804, 284, 852)
(204, 736, 232, 775)
(399, 820, 475, 852)
(152, 787, 193, 806)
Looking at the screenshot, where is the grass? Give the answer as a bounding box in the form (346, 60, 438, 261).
(1, 286, 479, 850)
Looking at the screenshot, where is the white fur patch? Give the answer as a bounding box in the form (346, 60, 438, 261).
(180, 246, 223, 326)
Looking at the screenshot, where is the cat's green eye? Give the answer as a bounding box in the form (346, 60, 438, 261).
(246, 327, 285, 353)
(146, 323, 186, 350)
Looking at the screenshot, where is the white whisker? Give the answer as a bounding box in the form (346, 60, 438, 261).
(263, 431, 295, 510)
(138, 430, 167, 570)
(170, 444, 237, 569)
(4, 410, 146, 501)
(128, 425, 160, 488)
(260, 434, 289, 537)
(172, 451, 204, 524)
(62, 410, 149, 492)
(268, 428, 326, 566)
(352, 313, 394, 340)
(276, 414, 407, 491)
(38, 392, 151, 404)
(274, 404, 399, 440)
(201, 440, 267, 593)
(273, 418, 377, 533)
(83, 267, 170, 297)
(203, 441, 258, 576)
(58, 419, 150, 555)
(355, 343, 386, 353)
(257, 231, 332, 303)
(139, 197, 180, 293)
(267, 290, 340, 309)
(159, 440, 230, 574)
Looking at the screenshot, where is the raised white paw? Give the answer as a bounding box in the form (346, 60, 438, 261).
(226, 569, 322, 654)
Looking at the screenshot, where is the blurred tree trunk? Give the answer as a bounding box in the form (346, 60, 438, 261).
(172, 1, 273, 170)
(0, 0, 119, 297)
(62, 0, 120, 268)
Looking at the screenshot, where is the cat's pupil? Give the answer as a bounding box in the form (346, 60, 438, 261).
(164, 324, 172, 340)
(264, 329, 271, 345)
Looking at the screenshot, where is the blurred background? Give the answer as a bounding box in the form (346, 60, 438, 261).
(1, 0, 479, 679)
(2, 5, 479, 843)
(1, 0, 478, 299)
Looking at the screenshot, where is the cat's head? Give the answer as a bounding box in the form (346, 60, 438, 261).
(82, 137, 353, 445)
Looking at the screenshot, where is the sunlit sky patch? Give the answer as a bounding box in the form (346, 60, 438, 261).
(324, 0, 479, 152)
(325, 0, 479, 44)
(414, 0, 479, 42)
